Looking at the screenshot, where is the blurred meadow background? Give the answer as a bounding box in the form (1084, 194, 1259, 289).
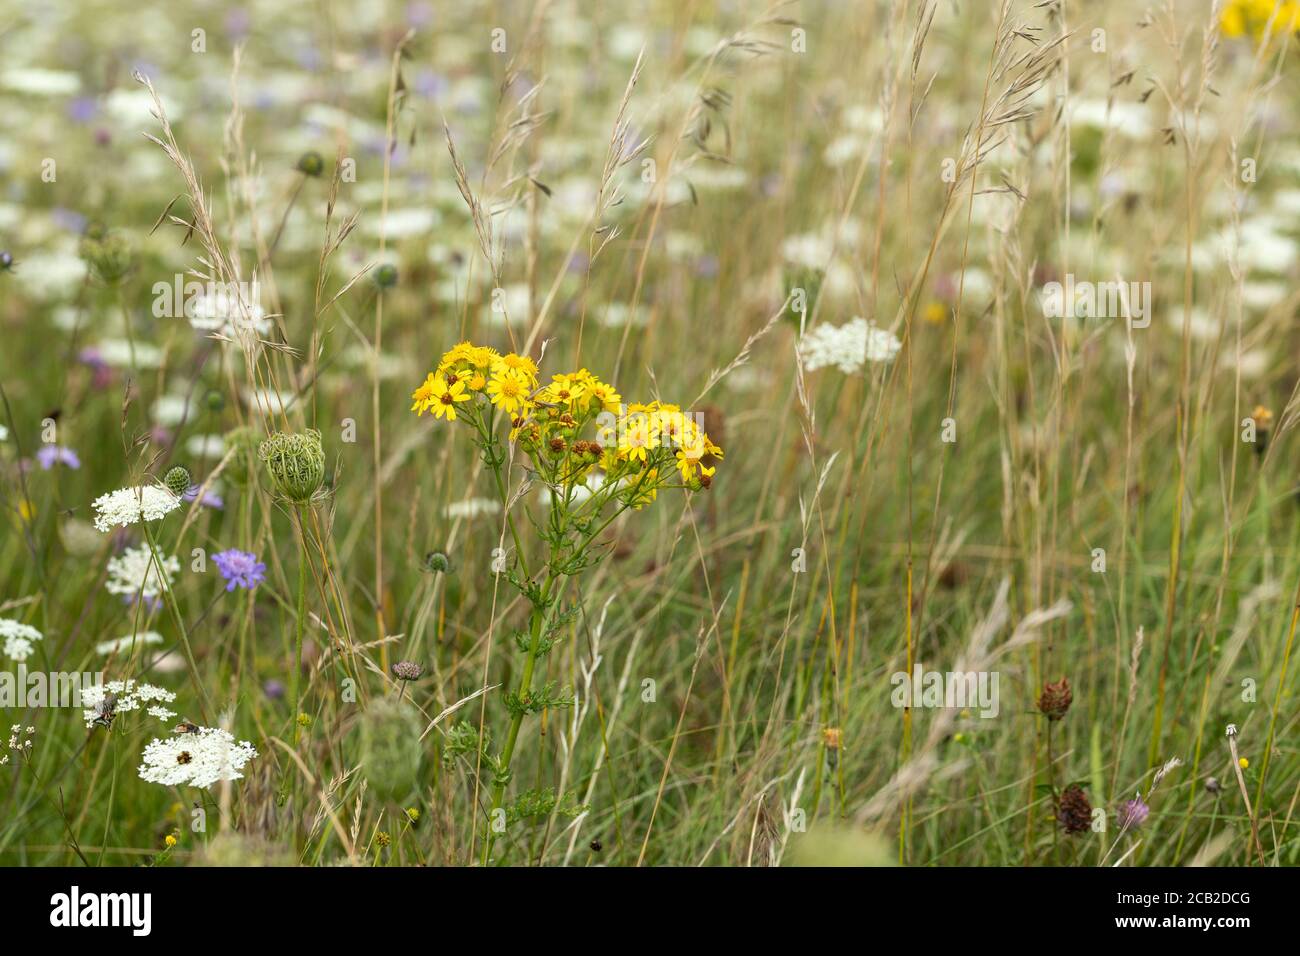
(1, 0, 1298, 866)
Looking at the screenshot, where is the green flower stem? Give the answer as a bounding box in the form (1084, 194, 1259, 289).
(290, 503, 311, 746)
(481, 567, 557, 865)
(473, 409, 531, 581)
(141, 520, 211, 720)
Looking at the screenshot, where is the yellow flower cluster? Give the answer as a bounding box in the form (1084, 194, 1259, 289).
(1221, 0, 1300, 40)
(411, 342, 539, 421)
(411, 342, 724, 498)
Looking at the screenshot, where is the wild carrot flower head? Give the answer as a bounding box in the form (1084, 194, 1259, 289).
(91, 484, 182, 532)
(137, 726, 258, 788)
(106, 545, 180, 603)
(0, 619, 43, 663)
(259, 429, 325, 503)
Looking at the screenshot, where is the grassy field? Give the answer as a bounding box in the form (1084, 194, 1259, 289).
(0, 0, 1297, 867)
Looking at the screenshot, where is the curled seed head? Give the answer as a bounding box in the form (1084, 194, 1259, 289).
(258, 429, 325, 503)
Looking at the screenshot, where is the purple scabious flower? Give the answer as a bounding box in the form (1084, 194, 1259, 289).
(1117, 795, 1150, 831)
(36, 445, 81, 470)
(212, 549, 267, 592)
(183, 486, 225, 510)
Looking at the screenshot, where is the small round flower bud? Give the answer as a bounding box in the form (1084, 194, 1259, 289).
(162, 465, 192, 498)
(258, 429, 325, 503)
(422, 551, 450, 574)
(392, 660, 423, 681)
(373, 263, 399, 288)
(296, 151, 325, 177)
(205, 389, 226, 413)
(1056, 784, 1092, 834)
(1037, 676, 1072, 721)
(0, 251, 13, 272)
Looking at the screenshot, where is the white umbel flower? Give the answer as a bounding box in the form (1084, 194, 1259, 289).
(106, 546, 180, 600)
(798, 317, 902, 374)
(81, 679, 177, 728)
(138, 727, 258, 788)
(91, 485, 181, 532)
(0, 619, 43, 662)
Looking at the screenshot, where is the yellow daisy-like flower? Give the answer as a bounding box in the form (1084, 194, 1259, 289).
(539, 372, 588, 408)
(411, 373, 439, 415)
(618, 414, 659, 463)
(497, 352, 539, 383)
(586, 380, 623, 415)
(427, 375, 470, 421)
(487, 367, 531, 414)
(628, 469, 659, 509)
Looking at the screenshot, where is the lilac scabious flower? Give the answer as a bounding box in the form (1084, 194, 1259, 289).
(212, 549, 266, 591)
(1117, 794, 1150, 831)
(36, 445, 81, 470)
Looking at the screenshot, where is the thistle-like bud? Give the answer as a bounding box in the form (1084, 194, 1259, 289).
(392, 660, 423, 682)
(296, 151, 325, 177)
(259, 429, 325, 503)
(421, 550, 451, 574)
(1037, 676, 1072, 721)
(162, 465, 192, 498)
(373, 263, 399, 289)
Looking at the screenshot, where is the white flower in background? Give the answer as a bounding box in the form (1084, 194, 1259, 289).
(185, 434, 226, 459)
(146, 706, 176, 721)
(443, 497, 502, 520)
(482, 283, 531, 327)
(106, 546, 180, 601)
(362, 207, 440, 238)
(138, 727, 258, 788)
(0, 424, 8, 441)
(242, 387, 297, 417)
(781, 232, 835, 271)
(187, 287, 271, 339)
(599, 302, 648, 328)
(0, 68, 81, 95)
(81, 679, 177, 728)
(95, 631, 164, 656)
(92, 485, 181, 532)
(12, 250, 87, 300)
(152, 394, 192, 428)
(97, 339, 163, 368)
(1, 619, 43, 662)
(799, 317, 902, 374)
